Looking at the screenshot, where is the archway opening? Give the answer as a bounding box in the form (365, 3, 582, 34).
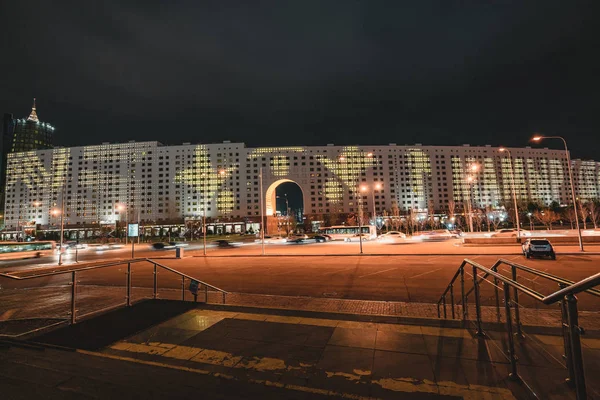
(264, 179, 304, 235)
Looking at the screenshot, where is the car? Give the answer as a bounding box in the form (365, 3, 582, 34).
(377, 231, 407, 243)
(380, 231, 407, 238)
(492, 229, 532, 238)
(286, 234, 308, 242)
(215, 239, 239, 248)
(449, 229, 464, 238)
(151, 242, 174, 250)
(257, 235, 288, 244)
(344, 233, 371, 242)
(169, 241, 189, 248)
(420, 229, 454, 240)
(522, 238, 556, 259)
(314, 234, 332, 243)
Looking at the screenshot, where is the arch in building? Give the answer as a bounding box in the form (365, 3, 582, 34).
(265, 179, 305, 217)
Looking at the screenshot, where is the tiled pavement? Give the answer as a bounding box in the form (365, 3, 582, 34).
(5, 301, 598, 399)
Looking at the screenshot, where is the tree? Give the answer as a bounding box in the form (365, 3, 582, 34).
(447, 200, 456, 226)
(578, 200, 588, 229)
(533, 209, 560, 230)
(587, 200, 599, 229)
(563, 207, 576, 229)
(427, 199, 435, 229)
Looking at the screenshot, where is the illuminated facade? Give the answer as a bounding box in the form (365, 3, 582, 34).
(3, 141, 600, 230)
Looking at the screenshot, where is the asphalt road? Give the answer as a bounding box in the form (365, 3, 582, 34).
(2, 240, 599, 311)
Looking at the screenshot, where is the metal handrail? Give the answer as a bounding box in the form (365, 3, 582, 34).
(437, 258, 597, 400)
(0, 258, 228, 295)
(543, 272, 600, 304)
(491, 259, 600, 298)
(0, 258, 229, 327)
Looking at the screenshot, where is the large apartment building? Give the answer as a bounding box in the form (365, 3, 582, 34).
(3, 140, 599, 230)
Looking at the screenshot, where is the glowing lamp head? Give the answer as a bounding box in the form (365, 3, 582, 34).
(499, 147, 506, 152)
(360, 186, 367, 192)
(470, 164, 479, 172)
(375, 183, 382, 190)
(467, 176, 474, 183)
(339, 156, 346, 161)
(532, 136, 543, 142)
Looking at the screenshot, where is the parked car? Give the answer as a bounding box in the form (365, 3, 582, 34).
(492, 229, 532, 238)
(314, 234, 332, 243)
(522, 238, 556, 259)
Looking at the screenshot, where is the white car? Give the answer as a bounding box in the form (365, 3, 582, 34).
(257, 235, 288, 244)
(492, 229, 531, 238)
(344, 233, 372, 242)
(378, 231, 407, 243)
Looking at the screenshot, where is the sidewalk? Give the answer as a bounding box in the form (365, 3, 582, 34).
(4, 300, 597, 399)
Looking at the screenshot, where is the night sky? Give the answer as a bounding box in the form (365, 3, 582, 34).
(1, 1, 599, 159)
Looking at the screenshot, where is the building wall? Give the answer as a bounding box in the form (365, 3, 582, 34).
(4, 141, 596, 230)
(11, 118, 54, 153)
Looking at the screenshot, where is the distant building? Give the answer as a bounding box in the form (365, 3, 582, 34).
(11, 99, 55, 153)
(3, 140, 600, 237)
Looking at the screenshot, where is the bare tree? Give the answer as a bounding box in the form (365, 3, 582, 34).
(534, 209, 560, 230)
(586, 200, 599, 229)
(563, 207, 576, 229)
(427, 199, 435, 229)
(578, 200, 588, 229)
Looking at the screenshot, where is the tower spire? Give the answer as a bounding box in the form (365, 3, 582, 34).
(27, 97, 39, 122)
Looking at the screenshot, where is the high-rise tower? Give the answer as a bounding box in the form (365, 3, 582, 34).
(11, 98, 55, 152)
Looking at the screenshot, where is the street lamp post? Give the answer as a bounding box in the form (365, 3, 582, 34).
(259, 168, 265, 255)
(499, 148, 521, 242)
(357, 190, 363, 254)
(465, 164, 479, 233)
(532, 135, 584, 251)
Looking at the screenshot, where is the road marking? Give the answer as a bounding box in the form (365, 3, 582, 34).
(359, 268, 397, 278)
(409, 267, 443, 279)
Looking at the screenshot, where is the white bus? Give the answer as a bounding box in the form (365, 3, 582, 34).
(317, 225, 377, 241)
(0, 241, 56, 260)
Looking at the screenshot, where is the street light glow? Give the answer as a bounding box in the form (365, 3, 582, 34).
(532, 136, 543, 142)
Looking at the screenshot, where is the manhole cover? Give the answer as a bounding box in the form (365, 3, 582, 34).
(322, 292, 337, 297)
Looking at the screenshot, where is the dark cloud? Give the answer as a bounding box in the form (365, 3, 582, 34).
(1, 1, 598, 158)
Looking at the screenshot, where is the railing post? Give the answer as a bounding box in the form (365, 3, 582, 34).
(437, 302, 441, 318)
(153, 264, 158, 299)
(493, 276, 501, 323)
(71, 271, 77, 324)
(503, 282, 519, 380)
(205, 285, 209, 303)
(449, 283, 455, 319)
(442, 295, 447, 318)
(511, 266, 523, 336)
(181, 276, 186, 301)
(460, 266, 467, 320)
(559, 285, 575, 386)
(222, 291, 226, 304)
(472, 266, 484, 336)
(126, 263, 132, 307)
(565, 294, 587, 400)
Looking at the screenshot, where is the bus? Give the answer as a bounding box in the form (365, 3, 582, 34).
(0, 241, 56, 260)
(317, 225, 377, 241)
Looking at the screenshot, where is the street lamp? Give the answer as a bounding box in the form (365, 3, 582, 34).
(52, 206, 65, 266)
(499, 147, 521, 241)
(532, 135, 583, 251)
